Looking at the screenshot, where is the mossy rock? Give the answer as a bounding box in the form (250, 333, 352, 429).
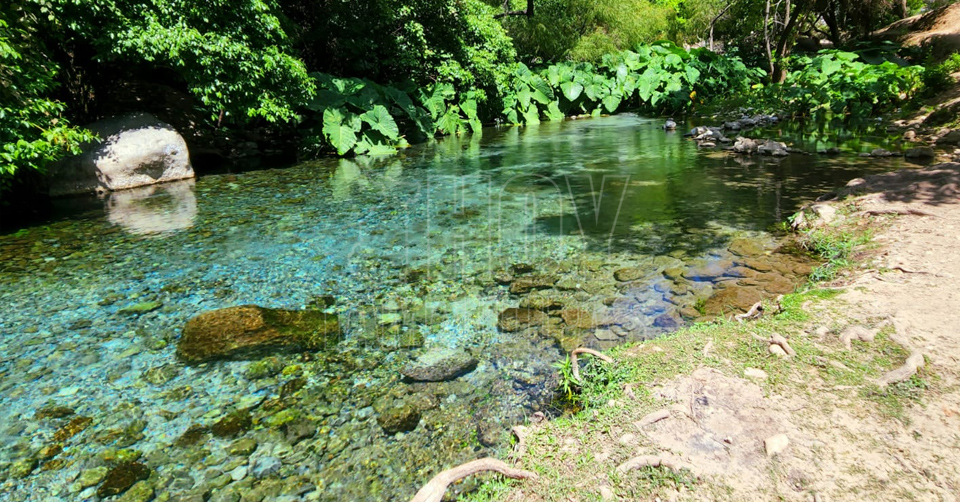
(176, 305, 341, 363)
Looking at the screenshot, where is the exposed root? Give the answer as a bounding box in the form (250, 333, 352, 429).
(840, 325, 878, 349)
(735, 301, 764, 323)
(410, 458, 538, 502)
(635, 409, 671, 429)
(859, 208, 939, 218)
(877, 352, 925, 388)
(751, 332, 796, 357)
(570, 348, 614, 382)
(616, 455, 693, 474)
(622, 383, 637, 400)
(511, 426, 530, 460)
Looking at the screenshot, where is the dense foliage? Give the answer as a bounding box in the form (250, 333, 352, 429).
(0, 16, 95, 182)
(0, 0, 955, 189)
(763, 50, 925, 119)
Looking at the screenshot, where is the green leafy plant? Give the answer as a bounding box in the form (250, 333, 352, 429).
(762, 50, 923, 120)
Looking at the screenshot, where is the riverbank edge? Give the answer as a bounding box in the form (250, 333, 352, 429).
(454, 164, 950, 501)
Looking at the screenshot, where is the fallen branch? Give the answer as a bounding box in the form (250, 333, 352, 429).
(616, 455, 692, 474)
(410, 458, 538, 502)
(570, 348, 614, 382)
(877, 352, 924, 388)
(735, 301, 764, 323)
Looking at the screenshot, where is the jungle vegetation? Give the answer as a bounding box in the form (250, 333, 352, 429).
(0, 0, 956, 190)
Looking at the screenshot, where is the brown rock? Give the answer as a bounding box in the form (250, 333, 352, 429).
(97, 462, 151, 498)
(702, 287, 763, 316)
(176, 306, 341, 363)
(613, 268, 643, 282)
(728, 238, 765, 257)
(741, 258, 774, 273)
(561, 308, 601, 329)
(509, 275, 557, 294)
(498, 308, 547, 332)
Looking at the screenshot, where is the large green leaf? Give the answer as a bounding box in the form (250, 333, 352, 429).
(522, 106, 540, 125)
(437, 106, 464, 135)
(545, 101, 564, 121)
(529, 75, 555, 104)
(460, 99, 478, 120)
(560, 81, 584, 101)
(360, 105, 400, 140)
(602, 94, 621, 113)
(323, 107, 358, 155)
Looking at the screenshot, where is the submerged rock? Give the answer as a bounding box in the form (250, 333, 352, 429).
(508, 275, 557, 294)
(401, 348, 478, 382)
(905, 146, 935, 158)
(176, 305, 341, 363)
(702, 286, 763, 316)
(498, 308, 547, 331)
(97, 462, 151, 498)
(376, 400, 421, 434)
(613, 267, 643, 282)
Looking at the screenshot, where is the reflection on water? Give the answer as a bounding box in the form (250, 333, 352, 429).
(0, 114, 912, 502)
(105, 178, 197, 236)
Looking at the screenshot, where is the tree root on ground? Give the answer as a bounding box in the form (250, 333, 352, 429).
(570, 347, 614, 382)
(409, 458, 538, 502)
(859, 208, 939, 218)
(616, 455, 692, 474)
(735, 301, 764, 322)
(751, 333, 796, 357)
(840, 325, 878, 349)
(634, 409, 671, 429)
(877, 352, 925, 388)
(511, 426, 530, 460)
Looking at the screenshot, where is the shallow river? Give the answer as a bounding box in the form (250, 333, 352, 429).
(0, 115, 914, 501)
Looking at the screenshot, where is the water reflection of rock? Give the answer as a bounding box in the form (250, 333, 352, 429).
(105, 178, 197, 235)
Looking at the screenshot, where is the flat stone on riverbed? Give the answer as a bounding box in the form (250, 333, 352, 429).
(401, 348, 478, 382)
(176, 305, 341, 364)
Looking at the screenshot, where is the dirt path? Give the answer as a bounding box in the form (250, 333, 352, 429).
(475, 163, 960, 502)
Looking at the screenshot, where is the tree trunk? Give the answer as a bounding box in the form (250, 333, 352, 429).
(773, 0, 805, 83)
(764, 0, 775, 79)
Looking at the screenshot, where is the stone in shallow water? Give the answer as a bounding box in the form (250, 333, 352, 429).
(212, 410, 253, 438)
(509, 275, 557, 294)
(561, 308, 602, 329)
(728, 238, 765, 257)
(702, 286, 763, 316)
(176, 305, 341, 363)
(401, 348, 478, 382)
(498, 308, 547, 332)
(376, 401, 421, 434)
(97, 462, 151, 498)
(613, 267, 642, 282)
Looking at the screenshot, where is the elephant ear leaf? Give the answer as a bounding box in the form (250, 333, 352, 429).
(323, 107, 358, 155)
(360, 105, 400, 140)
(560, 81, 583, 101)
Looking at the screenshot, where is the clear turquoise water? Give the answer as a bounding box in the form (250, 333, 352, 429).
(0, 114, 911, 501)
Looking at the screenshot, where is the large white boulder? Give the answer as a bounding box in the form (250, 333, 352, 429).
(48, 112, 193, 196)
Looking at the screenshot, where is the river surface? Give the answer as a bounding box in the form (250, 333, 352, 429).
(0, 115, 915, 501)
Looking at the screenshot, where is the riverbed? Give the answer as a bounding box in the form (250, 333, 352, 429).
(0, 114, 916, 501)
